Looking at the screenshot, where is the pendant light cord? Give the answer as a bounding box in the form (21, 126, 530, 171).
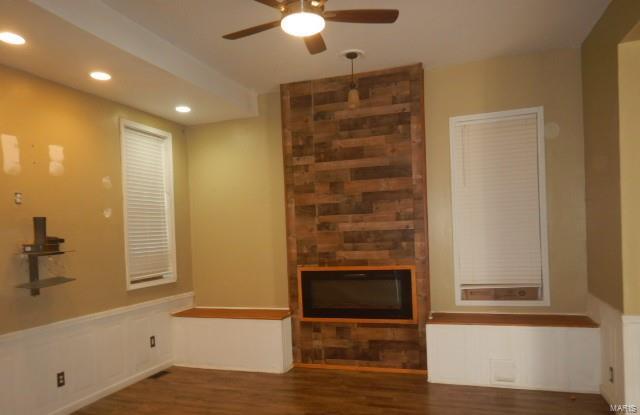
(351, 58, 355, 89)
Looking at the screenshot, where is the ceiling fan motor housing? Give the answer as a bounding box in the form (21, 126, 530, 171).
(281, 0, 325, 17)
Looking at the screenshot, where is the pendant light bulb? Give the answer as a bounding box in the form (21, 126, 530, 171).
(348, 88, 360, 109)
(346, 51, 360, 109)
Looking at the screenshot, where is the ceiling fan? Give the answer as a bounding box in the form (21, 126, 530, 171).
(222, 0, 399, 55)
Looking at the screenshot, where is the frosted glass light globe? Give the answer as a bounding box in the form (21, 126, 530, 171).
(281, 12, 325, 37)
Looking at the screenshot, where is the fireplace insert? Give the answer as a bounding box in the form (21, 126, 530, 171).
(298, 267, 416, 323)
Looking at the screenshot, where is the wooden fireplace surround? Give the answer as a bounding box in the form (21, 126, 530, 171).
(281, 63, 429, 372)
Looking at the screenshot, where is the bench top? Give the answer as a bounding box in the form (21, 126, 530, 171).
(172, 308, 292, 320)
(427, 313, 598, 328)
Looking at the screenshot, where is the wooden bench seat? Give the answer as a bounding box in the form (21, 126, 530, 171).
(427, 312, 598, 328)
(172, 308, 291, 320)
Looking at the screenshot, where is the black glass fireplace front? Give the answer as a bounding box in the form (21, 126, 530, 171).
(299, 268, 414, 321)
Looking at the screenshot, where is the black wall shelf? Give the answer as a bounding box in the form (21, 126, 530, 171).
(18, 217, 74, 296)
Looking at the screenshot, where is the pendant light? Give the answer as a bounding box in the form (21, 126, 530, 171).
(345, 51, 360, 109)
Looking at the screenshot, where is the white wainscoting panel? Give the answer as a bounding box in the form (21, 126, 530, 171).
(623, 315, 640, 408)
(587, 294, 626, 405)
(0, 292, 193, 415)
(426, 322, 600, 393)
(173, 314, 293, 374)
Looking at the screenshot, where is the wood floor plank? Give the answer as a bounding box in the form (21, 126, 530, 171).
(74, 367, 609, 415)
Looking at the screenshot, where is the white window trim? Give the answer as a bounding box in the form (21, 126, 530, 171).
(120, 119, 178, 291)
(449, 107, 550, 307)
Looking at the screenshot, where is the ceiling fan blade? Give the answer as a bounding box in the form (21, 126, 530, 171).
(324, 9, 399, 24)
(222, 20, 281, 40)
(304, 33, 327, 55)
(253, 0, 283, 8)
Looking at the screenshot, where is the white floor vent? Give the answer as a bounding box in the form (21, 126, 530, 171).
(491, 359, 517, 385)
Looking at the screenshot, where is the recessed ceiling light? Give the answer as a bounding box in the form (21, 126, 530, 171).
(90, 71, 111, 81)
(175, 106, 191, 113)
(0, 32, 26, 45)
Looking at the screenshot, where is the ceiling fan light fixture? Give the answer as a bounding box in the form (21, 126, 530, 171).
(281, 12, 325, 37)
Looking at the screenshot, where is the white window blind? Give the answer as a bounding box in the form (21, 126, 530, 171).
(121, 121, 176, 288)
(450, 109, 547, 291)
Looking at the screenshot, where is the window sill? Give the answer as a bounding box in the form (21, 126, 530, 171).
(455, 298, 550, 307)
(127, 276, 176, 291)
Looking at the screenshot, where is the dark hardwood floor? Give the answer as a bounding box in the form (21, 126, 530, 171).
(75, 367, 609, 415)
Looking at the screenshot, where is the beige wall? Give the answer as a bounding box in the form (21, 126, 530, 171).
(0, 65, 193, 335)
(1, 49, 593, 323)
(426, 49, 588, 313)
(582, 0, 640, 311)
(619, 38, 640, 315)
(186, 50, 589, 314)
(186, 93, 288, 308)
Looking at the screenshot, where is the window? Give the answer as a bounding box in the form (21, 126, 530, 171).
(449, 107, 549, 306)
(120, 120, 177, 290)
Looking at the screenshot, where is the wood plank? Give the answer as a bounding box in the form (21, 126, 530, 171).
(336, 250, 391, 260)
(427, 313, 599, 328)
(331, 135, 387, 149)
(333, 103, 412, 120)
(314, 157, 390, 172)
(317, 212, 397, 224)
(294, 193, 345, 206)
(75, 366, 610, 415)
(337, 220, 414, 232)
(172, 308, 291, 320)
(343, 177, 413, 193)
(293, 363, 427, 375)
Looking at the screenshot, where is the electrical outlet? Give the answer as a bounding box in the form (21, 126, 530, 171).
(57, 372, 65, 387)
(609, 366, 614, 383)
(150, 335, 156, 348)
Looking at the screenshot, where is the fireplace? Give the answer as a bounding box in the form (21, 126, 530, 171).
(298, 266, 417, 324)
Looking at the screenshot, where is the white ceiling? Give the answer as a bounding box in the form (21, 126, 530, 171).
(0, 0, 257, 125)
(103, 0, 610, 93)
(0, 0, 610, 125)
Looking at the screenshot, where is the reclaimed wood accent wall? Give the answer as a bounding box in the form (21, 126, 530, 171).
(280, 64, 429, 371)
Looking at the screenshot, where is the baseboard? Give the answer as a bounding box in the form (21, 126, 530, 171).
(427, 378, 599, 394)
(174, 362, 290, 375)
(50, 360, 173, 415)
(601, 384, 617, 407)
(293, 363, 427, 376)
